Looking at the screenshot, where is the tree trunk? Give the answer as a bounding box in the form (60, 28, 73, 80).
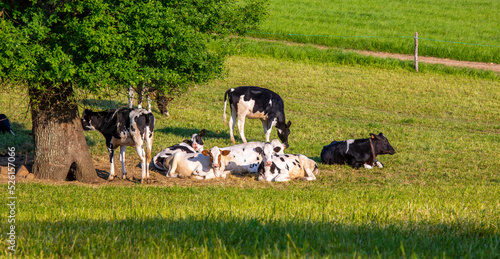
(30, 84, 96, 182)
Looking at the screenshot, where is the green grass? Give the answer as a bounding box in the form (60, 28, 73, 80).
(250, 0, 500, 63)
(1, 184, 499, 257)
(1, 46, 499, 257)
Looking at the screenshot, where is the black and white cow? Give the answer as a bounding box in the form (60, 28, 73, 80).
(255, 142, 318, 182)
(0, 114, 14, 135)
(81, 108, 155, 183)
(164, 146, 231, 179)
(223, 86, 292, 148)
(152, 129, 206, 171)
(221, 139, 285, 175)
(321, 133, 395, 169)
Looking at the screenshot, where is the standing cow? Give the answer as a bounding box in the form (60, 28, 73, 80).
(81, 108, 155, 183)
(152, 129, 206, 171)
(223, 86, 292, 148)
(321, 133, 395, 169)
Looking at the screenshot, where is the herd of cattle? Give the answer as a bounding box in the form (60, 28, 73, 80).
(77, 86, 396, 184)
(1, 86, 395, 184)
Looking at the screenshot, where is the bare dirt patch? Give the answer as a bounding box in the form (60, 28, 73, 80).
(0, 153, 283, 188)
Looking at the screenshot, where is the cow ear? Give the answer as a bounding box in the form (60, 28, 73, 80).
(274, 146, 282, 153)
(202, 150, 209, 156)
(255, 147, 263, 154)
(199, 129, 206, 137)
(287, 121, 292, 128)
(222, 150, 230, 156)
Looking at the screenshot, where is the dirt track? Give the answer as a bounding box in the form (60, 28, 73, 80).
(356, 50, 500, 73)
(249, 37, 500, 73)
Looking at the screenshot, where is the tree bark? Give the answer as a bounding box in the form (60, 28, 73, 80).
(30, 84, 96, 182)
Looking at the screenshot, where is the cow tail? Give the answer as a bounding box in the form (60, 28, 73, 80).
(223, 89, 229, 125)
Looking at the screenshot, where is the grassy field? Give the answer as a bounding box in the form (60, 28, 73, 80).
(1, 41, 499, 257)
(250, 0, 500, 63)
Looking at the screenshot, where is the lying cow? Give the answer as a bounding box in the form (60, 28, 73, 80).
(223, 86, 291, 148)
(255, 143, 318, 182)
(0, 114, 14, 135)
(81, 108, 155, 183)
(164, 146, 230, 179)
(152, 129, 206, 171)
(321, 133, 395, 169)
(222, 139, 285, 175)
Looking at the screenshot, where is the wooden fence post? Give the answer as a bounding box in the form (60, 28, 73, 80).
(414, 32, 419, 72)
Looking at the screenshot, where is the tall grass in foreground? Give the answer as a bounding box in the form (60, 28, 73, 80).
(251, 0, 499, 63)
(0, 184, 499, 257)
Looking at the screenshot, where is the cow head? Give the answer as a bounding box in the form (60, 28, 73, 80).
(202, 146, 230, 177)
(255, 142, 282, 167)
(276, 121, 292, 148)
(255, 142, 283, 181)
(191, 129, 206, 152)
(370, 133, 396, 155)
(81, 109, 98, 131)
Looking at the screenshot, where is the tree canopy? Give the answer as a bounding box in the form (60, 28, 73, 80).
(0, 0, 268, 99)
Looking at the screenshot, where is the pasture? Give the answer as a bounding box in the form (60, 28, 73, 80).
(1, 39, 499, 257)
(252, 0, 499, 63)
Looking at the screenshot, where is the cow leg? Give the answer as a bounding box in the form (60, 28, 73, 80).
(304, 170, 317, 181)
(119, 145, 127, 179)
(237, 116, 247, 143)
(274, 173, 290, 182)
(261, 120, 272, 143)
(375, 161, 384, 168)
(363, 163, 373, 169)
(166, 153, 180, 178)
(229, 107, 237, 144)
(108, 146, 115, 180)
(135, 143, 147, 183)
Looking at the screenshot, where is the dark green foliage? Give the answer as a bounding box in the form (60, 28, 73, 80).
(0, 0, 268, 97)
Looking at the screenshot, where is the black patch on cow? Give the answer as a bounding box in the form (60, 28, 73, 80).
(280, 157, 285, 162)
(270, 162, 280, 174)
(285, 154, 290, 157)
(285, 164, 289, 171)
(169, 144, 196, 153)
(242, 148, 245, 152)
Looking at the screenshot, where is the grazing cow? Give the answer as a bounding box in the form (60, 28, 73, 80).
(223, 86, 292, 148)
(221, 139, 285, 175)
(0, 114, 14, 135)
(164, 146, 230, 179)
(81, 108, 155, 183)
(152, 129, 206, 171)
(255, 143, 318, 182)
(321, 133, 395, 169)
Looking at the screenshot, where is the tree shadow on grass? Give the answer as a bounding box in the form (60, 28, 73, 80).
(17, 217, 499, 258)
(81, 98, 128, 111)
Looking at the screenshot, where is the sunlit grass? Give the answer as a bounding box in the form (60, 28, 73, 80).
(251, 0, 499, 63)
